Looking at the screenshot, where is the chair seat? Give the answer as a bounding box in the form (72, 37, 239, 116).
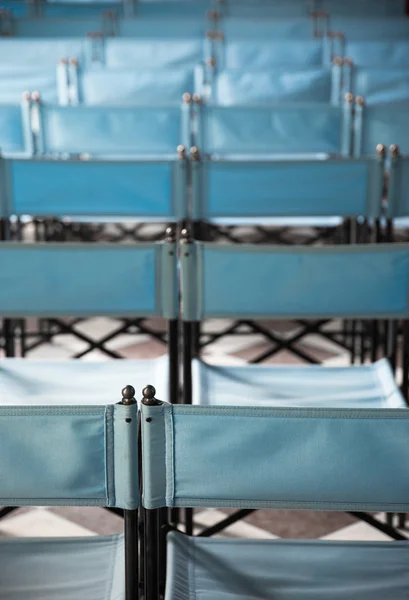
(0, 534, 123, 600)
(192, 358, 406, 408)
(166, 532, 409, 600)
(0, 356, 168, 405)
(207, 216, 343, 227)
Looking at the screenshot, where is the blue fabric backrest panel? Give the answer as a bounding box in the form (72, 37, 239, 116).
(180, 242, 409, 321)
(80, 69, 194, 105)
(211, 69, 332, 105)
(221, 17, 318, 38)
(0, 67, 58, 103)
(0, 403, 138, 509)
(352, 68, 409, 105)
(0, 105, 27, 156)
(0, 242, 177, 318)
(105, 39, 203, 69)
(197, 105, 344, 156)
(333, 17, 409, 39)
(323, 0, 405, 15)
(388, 156, 409, 219)
(5, 158, 185, 219)
(224, 2, 316, 17)
(193, 158, 383, 220)
(224, 40, 325, 69)
(119, 17, 205, 38)
(39, 105, 181, 156)
(0, 40, 85, 66)
(9, 17, 103, 37)
(141, 402, 409, 511)
(346, 41, 409, 68)
(358, 105, 409, 156)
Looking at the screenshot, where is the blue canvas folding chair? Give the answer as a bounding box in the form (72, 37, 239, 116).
(179, 240, 409, 537)
(140, 354, 409, 600)
(0, 239, 177, 399)
(0, 382, 139, 600)
(187, 96, 354, 244)
(189, 145, 385, 245)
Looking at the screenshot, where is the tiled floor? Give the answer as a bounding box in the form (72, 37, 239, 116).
(0, 315, 406, 541)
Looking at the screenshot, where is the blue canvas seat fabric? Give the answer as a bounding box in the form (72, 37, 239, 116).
(0, 355, 170, 405)
(165, 533, 409, 600)
(0, 534, 125, 600)
(192, 358, 406, 408)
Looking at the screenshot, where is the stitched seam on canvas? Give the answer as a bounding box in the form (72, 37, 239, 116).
(190, 537, 196, 600)
(172, 408, 409, 419)
(173, 498, 409, 509)
(165, 404, 175, 506)
(105, 406, 115, 507)
(105, 536, 117, 600)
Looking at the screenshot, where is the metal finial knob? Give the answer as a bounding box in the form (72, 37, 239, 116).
(142, 385, 160, 406)
(190, 146, 200, 161)
(31, 91, 40, 103)
(177, 144, 186, 159)
(192, 93, 201, 105)
(333, 56, 343, 66)
(345, 92, 354, 104)
(70, 57, 78, 66)
(22, 90, 31, 101)
(344, 57, 352, 66)
(143, 385, 156, 399)
(206, 56, 216, 68)
(60, 57, 68, 64)
(376, 144, 386, 158)
(356, 95, 365, 107)
(182, 92, 192, 104)
(122, 385, 136, 405)
(390, 144, 400, 158)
